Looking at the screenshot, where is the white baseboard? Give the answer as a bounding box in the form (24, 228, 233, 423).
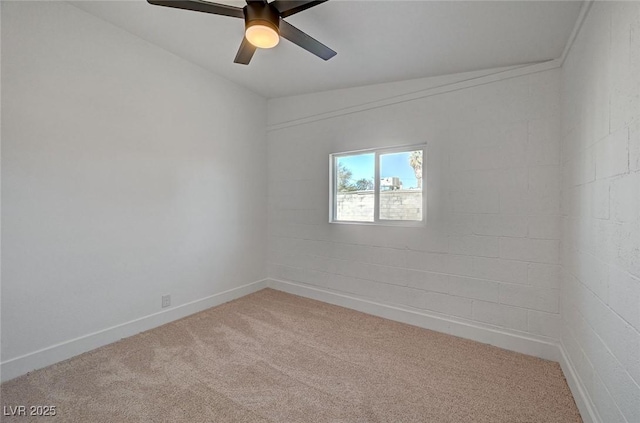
(267, 279, 597, 423)
(558, 343, 600, 423)
(2, 276, 595, 423)
(267, 278, 560, 362)
(1, 279, 268, 383)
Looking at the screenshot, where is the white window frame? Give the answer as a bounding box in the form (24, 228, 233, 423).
(329, 143, 426, 226)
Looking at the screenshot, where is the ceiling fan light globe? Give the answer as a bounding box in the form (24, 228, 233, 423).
(245, 24, 279, 49)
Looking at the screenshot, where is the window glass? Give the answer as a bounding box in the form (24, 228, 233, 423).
(330, 146, 425, 225)
(334, 153, 375, 222)
(379, 150, 423, 221)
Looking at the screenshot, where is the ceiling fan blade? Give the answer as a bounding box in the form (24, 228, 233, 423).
(271, 0, 327, 18)
(234, 37, 257, 65)
(279, 19, 336, 60)
(245, 0, 267, 4)
(147, 0, 244, 18)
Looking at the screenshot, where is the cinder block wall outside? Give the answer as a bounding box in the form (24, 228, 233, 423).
(336, 191, 423, 221)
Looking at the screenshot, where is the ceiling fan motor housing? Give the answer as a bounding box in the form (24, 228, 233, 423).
(244, 3, 280, 34)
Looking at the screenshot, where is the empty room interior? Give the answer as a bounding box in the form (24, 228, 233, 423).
(1, 0, 639, 422)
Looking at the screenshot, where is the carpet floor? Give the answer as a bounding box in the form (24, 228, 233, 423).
(1, 289, 581, 422)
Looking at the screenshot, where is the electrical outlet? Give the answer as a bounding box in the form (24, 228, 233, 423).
(161, 295, 171, 308)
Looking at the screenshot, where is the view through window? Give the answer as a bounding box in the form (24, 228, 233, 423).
(331, 145, 425, 224)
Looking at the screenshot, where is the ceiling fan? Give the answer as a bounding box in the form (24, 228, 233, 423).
(147, 0, 337, 65)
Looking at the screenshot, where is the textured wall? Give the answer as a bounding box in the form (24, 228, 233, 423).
(267, 66, 562, 342)
(560, 2, 640, 422)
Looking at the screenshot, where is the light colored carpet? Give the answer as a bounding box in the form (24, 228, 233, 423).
(1, 288, 581, 422)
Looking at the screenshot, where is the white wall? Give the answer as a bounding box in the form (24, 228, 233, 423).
(560, 2, 640, 422)
(1, 1, 267, 379)
(267, 64, 563, 356)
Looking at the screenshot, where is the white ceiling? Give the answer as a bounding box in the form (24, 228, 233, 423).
(71, 0, 584, 98)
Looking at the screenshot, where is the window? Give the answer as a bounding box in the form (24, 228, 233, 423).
(330, 145, 425, 225)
